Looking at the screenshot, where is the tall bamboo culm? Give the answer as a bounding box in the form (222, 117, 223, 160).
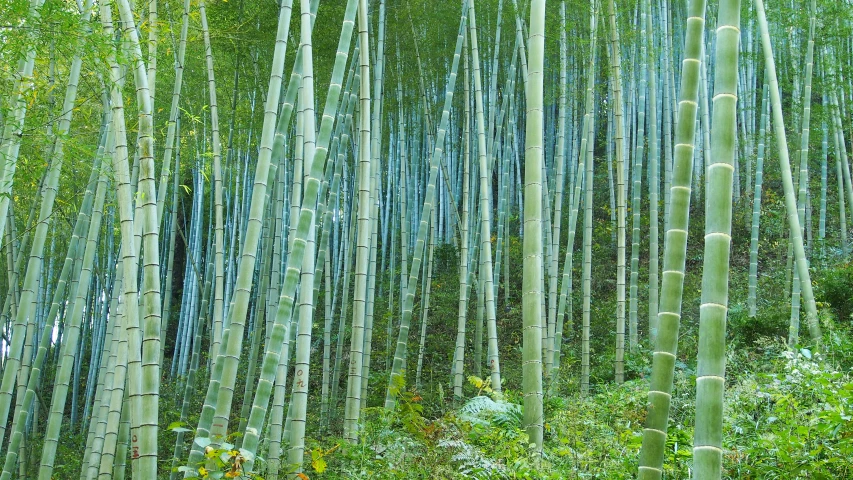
(638, 0, 707, 477)
(522, 0, 545, 451)
(692, 1, 741, 477)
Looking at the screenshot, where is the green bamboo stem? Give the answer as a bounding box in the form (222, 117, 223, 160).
(748, 81, 769, 318)
(199, 0, 227, 373)
(555, 8, 597, 376)
(486, 0, 504, 160)
(468, 0, 502, 393)
(629, 0, 649, 356)
(343, 0, 373, 440)
(581, 23, 596, 398)
(319, 69, 357, 430)
(111, 0, 164, 475)
(286, 0, 320, 469)
(836, 145, 848, 256)
(35, 135, 108, 480)
(662, 0, 676, 234)
(453, 34, 472, 398)
(549, 1, 568, 375)
(235, 188, 277, 447)
(818, 120, 827, 242)
(80, 177, 116, 480)
(829, 88, 853, 258)
(83, 297, 118, 480)
(0, 0, 91, 449)
(491, 32, 520, 307)
(522, 0, 545, 450)
(755, 0, 821, 343)
(692, 2, 741, 477)
(789, 0, 817, 345)
(232, 0, 355, 469)
(415, 207, 436, 389)
(638, 0, 707, 477)
(170, 258, 212, 480)
(606, 0, 628, 387)
(160, 119, 183, 367)
(359, 0, 387, 413)
(330, 84, 359, 422)
(698, 46, 711, 200)
(320, 236, 333, 430)
(646, 0, 660, 343)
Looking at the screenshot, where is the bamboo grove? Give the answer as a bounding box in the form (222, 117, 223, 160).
(0, 0, 851, 478)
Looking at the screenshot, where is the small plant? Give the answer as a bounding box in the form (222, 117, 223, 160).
(468, 375, 495, 398)
(169, 424, 262, 479)
(309, 443, 340, 474)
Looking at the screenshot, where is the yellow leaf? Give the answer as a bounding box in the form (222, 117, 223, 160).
(311, 456, 327, 473)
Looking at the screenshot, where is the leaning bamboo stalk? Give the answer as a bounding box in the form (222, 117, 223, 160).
(234, 181, 278, 446)
(555, 9, 597, 376)
(788, 0, 817, 345)
(330, 73, 359, 422)
(453, 32, 472, 400)
(341, 0, 374, 441)
(358, 0, 387, 411)
(491, 32, 521, 307)
(169, 257, 212, 480)
(828, 86, 853, 257)
(415, 206, 436, 389)
(185, 0, 294, 471)
(755, 0, 821, 343)
(319, 70, 357, 429)
(160, 109, 183, 366)
(330, 169, 357, 423)
(581, 11, 596, 398)
(661, 0, 675, 234)
(96, 6, 136, 476)
(81, 263, 113, 475)
(36, 132, 109, 480)
(0, 0, 48, 245)
(384, 2, 469, 410)
(235, 0, 355, 467)
(549, 1, 568, 374)
(82, 284, 117, 480)
(638, 0, 707, 477)
(0, 0, 92, 449)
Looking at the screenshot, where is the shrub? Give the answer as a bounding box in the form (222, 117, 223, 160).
(816, 262, 853, 325)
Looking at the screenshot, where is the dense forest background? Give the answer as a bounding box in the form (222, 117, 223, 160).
(0, 0, 852, 478)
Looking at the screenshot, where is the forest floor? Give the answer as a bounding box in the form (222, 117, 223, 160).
(288, 238, 853, 479)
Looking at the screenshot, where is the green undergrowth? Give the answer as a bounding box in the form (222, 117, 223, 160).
(301, 317, 853, 480)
